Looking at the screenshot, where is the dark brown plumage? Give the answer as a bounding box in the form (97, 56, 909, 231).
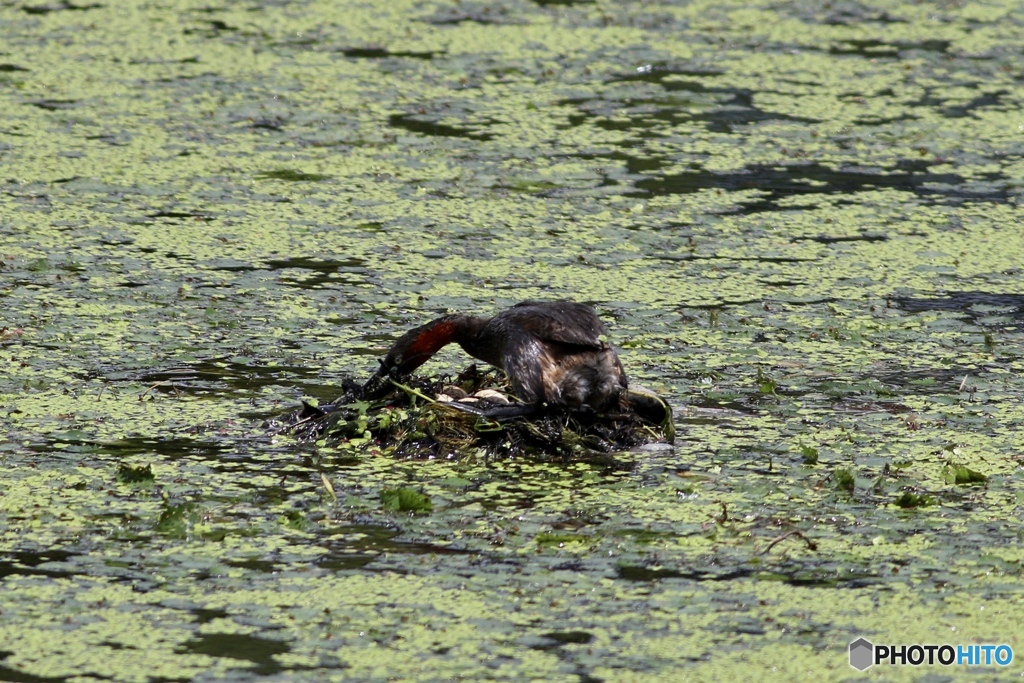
(365, 301, 627, 411)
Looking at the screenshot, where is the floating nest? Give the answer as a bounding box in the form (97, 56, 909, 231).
(276, 365, 674, 459)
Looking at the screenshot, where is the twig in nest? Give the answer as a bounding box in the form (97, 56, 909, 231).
(716, 502, 729, 525)
(320, 472, 337, 501)
(140, 380, 179, 399)
(388, 379, 437, 405)
(759, 530, 818, 555)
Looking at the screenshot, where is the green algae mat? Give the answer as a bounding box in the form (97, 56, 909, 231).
(2, 1, 1024, 681)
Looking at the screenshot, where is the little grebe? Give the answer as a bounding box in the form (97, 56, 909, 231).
(363, 300, 627, 412)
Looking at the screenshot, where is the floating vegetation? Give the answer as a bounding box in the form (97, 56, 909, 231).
(833, 468, 856, 494)
(115, 463, 154, 484)
(276, 365, 673, 458)
(894, 491, 935, 509)
(798, 443, 819, 465)
(4, 0, 1024, 679)
(380, 487, 432, 513)
(942, 463, 988, 486)
(254, 168, 331, 182)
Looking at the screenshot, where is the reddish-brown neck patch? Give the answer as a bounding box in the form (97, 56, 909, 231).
(408, 319, 459, 356)
(393, 317, 462, 373)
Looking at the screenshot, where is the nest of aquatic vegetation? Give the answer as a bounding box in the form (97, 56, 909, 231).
(277, 365, 674, 459)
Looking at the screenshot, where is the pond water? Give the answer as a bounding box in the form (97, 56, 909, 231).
(2, 0, 1023, 680)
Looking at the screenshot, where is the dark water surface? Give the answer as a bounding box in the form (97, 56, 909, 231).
(2, 1, 1023, 680)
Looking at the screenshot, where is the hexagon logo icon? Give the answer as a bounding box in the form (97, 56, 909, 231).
(849, 638, 874, 671)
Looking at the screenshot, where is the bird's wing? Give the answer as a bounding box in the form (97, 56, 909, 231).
(499, 331, 547, 404)
(502, 301, 607, 348)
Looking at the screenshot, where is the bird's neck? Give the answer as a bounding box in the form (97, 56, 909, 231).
(388, 314, 489, 374)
